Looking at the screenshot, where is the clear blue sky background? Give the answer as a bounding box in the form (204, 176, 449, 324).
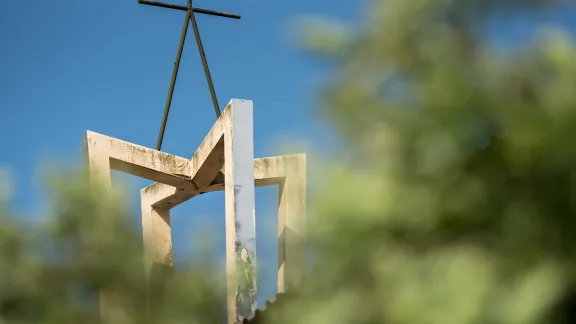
(1, 0, 576, 309)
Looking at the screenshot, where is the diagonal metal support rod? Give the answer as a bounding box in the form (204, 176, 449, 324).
(155, 10, 191, 151)
(139, 0, 240, 150)
(189, 8, 221, 118)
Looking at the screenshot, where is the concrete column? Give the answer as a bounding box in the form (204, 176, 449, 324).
(224, 99, 257, 323)
(80, 133, 116, 323)
(141, 184, 175, 316)
(277, 155, 306, 293)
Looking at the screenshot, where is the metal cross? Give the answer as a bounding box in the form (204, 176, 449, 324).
(138, 0, 241, 150)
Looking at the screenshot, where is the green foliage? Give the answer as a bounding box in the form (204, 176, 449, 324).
(2, 0, 576, 323)
(0, 170, 224, 323)
(281, 1, 576, 323)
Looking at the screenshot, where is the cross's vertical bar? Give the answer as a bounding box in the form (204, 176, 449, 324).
(224, 99, 257, 323)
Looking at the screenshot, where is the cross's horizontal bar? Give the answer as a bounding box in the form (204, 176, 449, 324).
(138, 0, 241, 19)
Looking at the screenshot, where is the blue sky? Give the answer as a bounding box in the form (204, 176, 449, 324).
(1, 0, 576, 309)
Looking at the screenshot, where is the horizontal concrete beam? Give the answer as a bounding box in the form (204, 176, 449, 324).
(81, 131, 198, 191)
(187, 102, 229, 188)
(139, 101, 234, 208)
(144, 154, 304, 209)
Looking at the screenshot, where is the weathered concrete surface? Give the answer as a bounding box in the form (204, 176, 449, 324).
(140, 185, 173, 317)
(141, 184, 174, 278)
(81, 131, 197, 191)
(144, 102, 232, 209)
(275, 154, 306, 293)
(147, 155, 302, 209)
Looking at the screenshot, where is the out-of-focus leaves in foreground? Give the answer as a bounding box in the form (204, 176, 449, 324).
(3, 0, 576, 323)
(281, 0, 576, 324)
(0, 170, 224, 323)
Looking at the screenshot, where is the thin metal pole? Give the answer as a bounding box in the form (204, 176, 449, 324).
(189, 8, 221, 117)
(156, 10, 191, 151)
